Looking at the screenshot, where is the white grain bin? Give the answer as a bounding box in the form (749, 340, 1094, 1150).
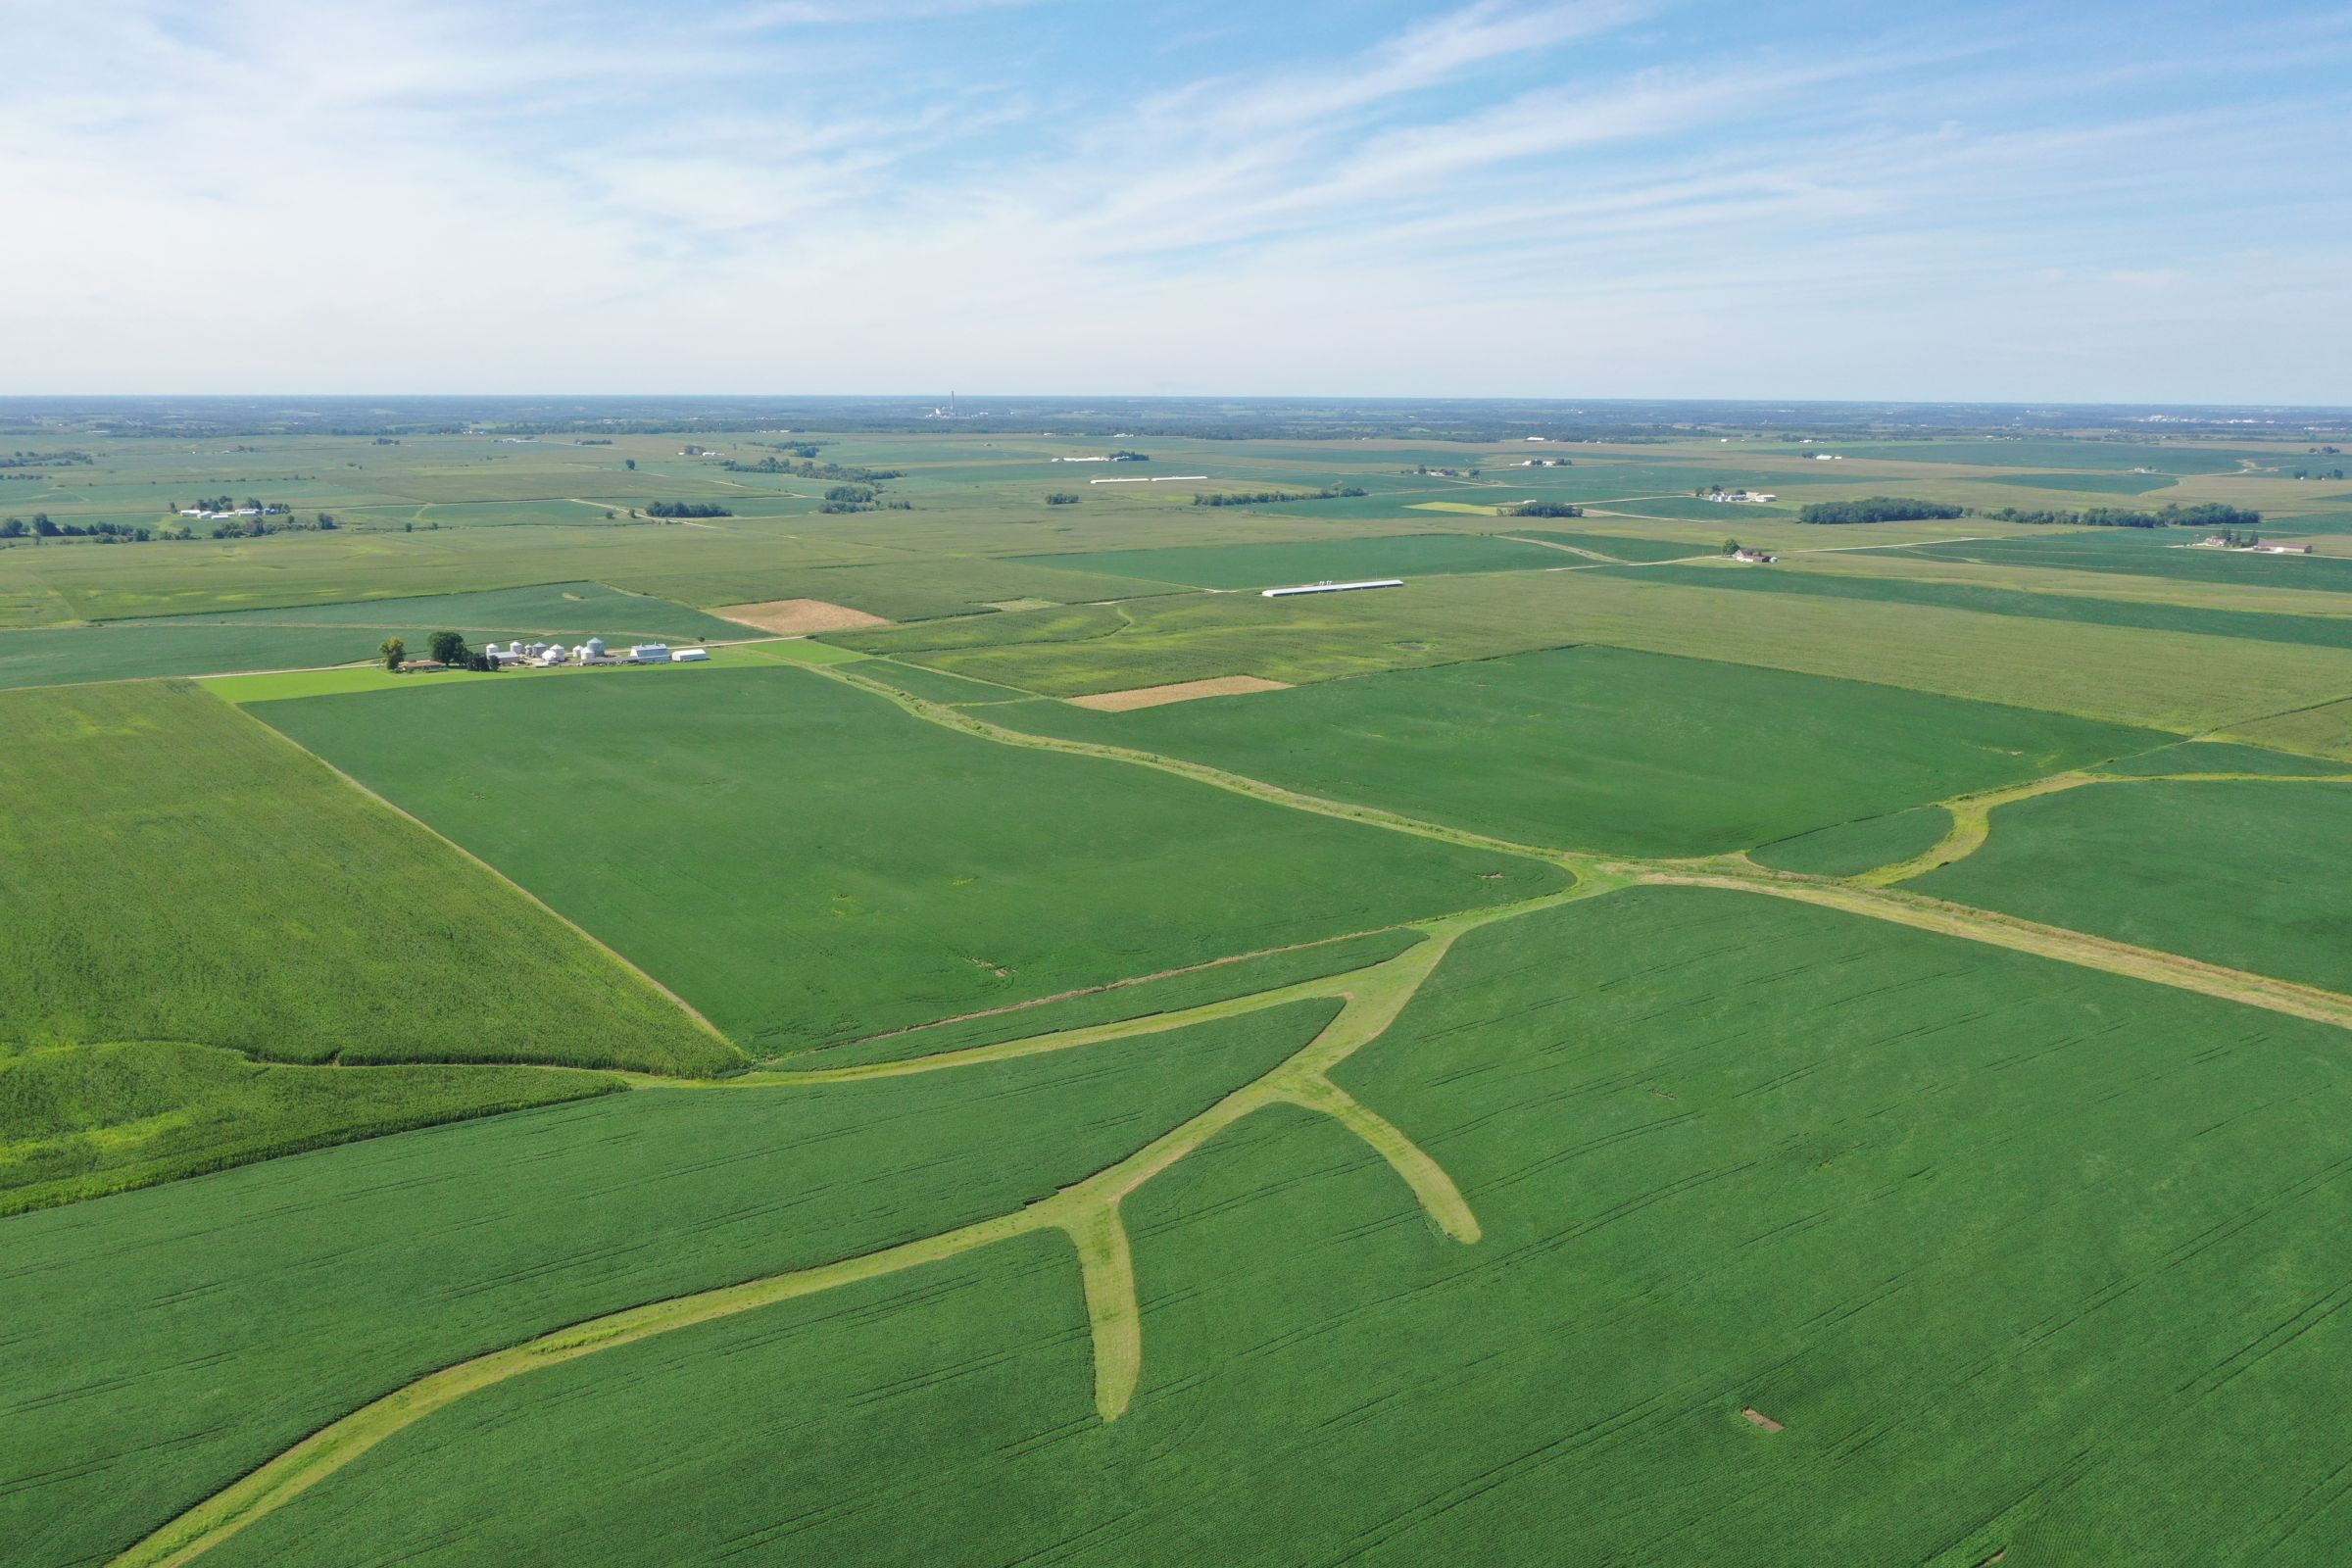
(584, 637, 607, 659)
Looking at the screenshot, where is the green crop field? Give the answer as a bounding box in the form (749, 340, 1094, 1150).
(839, 565, 2352, 731)
(255, 666, 1563, 1051)
(0, 680, 733, 1207)
(74, 887, 2352, 1567)
(1911, 780, 2352, 992)
(15, 413, 2352, 1568)
(1631, 559, 2352, 651)
(0, 999, 1339, 1568)
(996, 646, 2163, 856)
(1904, 532, 2352, 594)
(1009, 531, 1579, 588)
(1750, 804, 1954, 876)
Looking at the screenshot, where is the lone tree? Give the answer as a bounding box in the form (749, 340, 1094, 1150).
(379, 637, 406, 671)
(1722, 539, 1741, 556)
(426, 630, 469, 665)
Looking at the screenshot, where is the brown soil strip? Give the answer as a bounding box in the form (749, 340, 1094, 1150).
(710, 598, 889, 635)
(1740, 1407, 1784, 1433)
(1067, 675, 1292, 711)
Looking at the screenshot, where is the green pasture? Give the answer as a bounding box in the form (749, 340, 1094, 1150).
(136, 888, 2352, 1566)
(0, 681, 729, 1074)
(998, 647, 2160, 857)
(0, 1000, 1336, 1568)
(1913, 779, 2352, 992)
(255, 667, 1562, 1052)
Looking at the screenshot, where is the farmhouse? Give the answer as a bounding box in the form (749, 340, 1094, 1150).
(1261, 578, 1405, 599)
(1729, 548, 1780, 564)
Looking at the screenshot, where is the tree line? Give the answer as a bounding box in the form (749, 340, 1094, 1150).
(1502, 501, 1584, 518)
(645, 501, 733, 518)
(1193, 485, 1367, 507)
(1968, 502, 2262, 530)
(1796, 497, 1965, 524)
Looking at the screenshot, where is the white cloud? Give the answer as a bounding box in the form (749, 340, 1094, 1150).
(0, 0, 2346, 399)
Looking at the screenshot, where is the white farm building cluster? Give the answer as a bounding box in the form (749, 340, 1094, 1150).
(480, 637, 710, 668)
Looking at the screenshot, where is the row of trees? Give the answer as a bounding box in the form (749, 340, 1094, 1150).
(1193, 484, 1367, 507)
(1503, 500, 1584, 518)
(645, 501, 733, 518)
(0, 449, 92, 469)
(2, 514, 152, 541)
(719, 456, 902, 481)
(1969, 502, 2261, 530)
(1797, 497, 1965, 524)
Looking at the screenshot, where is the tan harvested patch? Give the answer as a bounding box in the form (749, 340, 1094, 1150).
(1067, 675, 1292, 711)
(1740, 1408, 1785, 1433)
(710, 598, 889, 635)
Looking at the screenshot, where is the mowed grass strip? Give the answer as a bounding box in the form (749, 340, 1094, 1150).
(255, 667, 1563, 1053)
(1910, 780, 2352, 994)
(0, 681, 733, 1073)
(994, 647, 2165, 857)
(0, 1000, 1336, 1568)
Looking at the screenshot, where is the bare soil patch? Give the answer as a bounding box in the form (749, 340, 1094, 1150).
(1067, 675, 1293, 712)
(1740, 1407, 1784, 1433)
(711, 599, 890, 635)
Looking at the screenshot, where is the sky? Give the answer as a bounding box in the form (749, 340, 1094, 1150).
(2, 0, 2348, 401)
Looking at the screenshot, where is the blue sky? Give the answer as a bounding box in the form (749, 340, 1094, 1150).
(3, 0, 2348, 400)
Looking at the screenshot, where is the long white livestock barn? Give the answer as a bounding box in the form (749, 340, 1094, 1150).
(1259, 578, 1405, 599)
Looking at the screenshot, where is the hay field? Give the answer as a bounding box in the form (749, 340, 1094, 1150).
(254, 667, 1563, 1051)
